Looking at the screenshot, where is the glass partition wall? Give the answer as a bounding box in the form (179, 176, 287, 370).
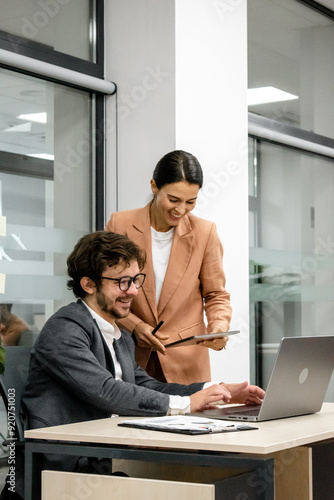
(248, 0, 334, 139)
(248, 0, 334, 401)
(0, 68, 93, 346)
(0, 0, 96, 63)
(249, 138, 334, 390)
(0, 0, 105, 454)
(0, 0, 104, 348)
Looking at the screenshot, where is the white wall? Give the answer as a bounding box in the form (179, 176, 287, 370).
(105, 0, 249, 383)
(104, 0, 176, 215)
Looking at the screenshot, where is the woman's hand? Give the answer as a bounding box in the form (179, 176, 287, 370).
(190, 384, 232, 412)
(198, 326, 229, 351)
(133, 322, 169, 355)
(199, 337, 229, 351)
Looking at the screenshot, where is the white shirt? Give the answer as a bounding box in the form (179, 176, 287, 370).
(83, 302, 123, 380)
(151, 226, 174, 304)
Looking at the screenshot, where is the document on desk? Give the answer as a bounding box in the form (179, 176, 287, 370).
(118, 415, 257, 435)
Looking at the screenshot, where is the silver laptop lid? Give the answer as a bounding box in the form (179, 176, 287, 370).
(257, 335, 334, 421)
(190, 335, 334, 422)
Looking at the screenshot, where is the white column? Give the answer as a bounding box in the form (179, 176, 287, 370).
(105, 0, 249, 382)
(174, 0, 249, 381)
(104, 0, 176, 215)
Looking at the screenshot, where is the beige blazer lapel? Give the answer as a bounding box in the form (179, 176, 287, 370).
(131, 205, 158, 321)
(157, 215, 193, 316)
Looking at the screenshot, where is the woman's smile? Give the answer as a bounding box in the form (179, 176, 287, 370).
(150, 180, 199, 231)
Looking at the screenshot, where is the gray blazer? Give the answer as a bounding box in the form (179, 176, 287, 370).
(16, 300, 204, 485)
(23, 300, 204, 431)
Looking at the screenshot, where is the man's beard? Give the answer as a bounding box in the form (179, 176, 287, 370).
(96, 289, 130, 319)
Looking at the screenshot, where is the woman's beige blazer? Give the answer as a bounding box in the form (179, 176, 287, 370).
(105, 203, 232, 384)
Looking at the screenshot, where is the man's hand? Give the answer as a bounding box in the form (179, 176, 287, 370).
(133, 322, 169, 355)
(189, 384, 233, 412)
(222, 381, 265, 405)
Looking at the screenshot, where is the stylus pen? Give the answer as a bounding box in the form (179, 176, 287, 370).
(152, 320, 164, 336)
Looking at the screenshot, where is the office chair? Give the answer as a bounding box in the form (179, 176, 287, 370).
(0, 346, 33, 444)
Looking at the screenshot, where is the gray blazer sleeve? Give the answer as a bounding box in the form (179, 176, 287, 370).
(23, 302, 204, 425)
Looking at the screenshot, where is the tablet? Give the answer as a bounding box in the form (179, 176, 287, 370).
(165, 330, 240, 348)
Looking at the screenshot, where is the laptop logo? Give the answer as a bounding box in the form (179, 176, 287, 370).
(299, 368, 309, 384)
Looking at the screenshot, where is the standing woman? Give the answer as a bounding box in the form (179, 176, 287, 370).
(105, 150, 232, 384)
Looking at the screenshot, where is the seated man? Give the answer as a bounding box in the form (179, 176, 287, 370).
(1, 231, 264, 500)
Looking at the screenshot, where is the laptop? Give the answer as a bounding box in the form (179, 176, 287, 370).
(191, 336, 334, 422)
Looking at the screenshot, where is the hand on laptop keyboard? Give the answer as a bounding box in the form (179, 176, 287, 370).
(219, 381, 265, 405)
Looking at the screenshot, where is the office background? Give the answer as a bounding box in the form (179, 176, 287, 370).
(0, 0, 333, 405)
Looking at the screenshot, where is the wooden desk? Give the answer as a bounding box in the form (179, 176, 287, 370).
(24, 402, 334, 500)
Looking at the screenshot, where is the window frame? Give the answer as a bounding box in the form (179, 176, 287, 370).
(0, 0, 104, 77)
(296, 0, 334, 21)
(0, 0, 106, 230)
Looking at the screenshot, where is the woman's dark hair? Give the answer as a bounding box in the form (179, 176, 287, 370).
(67, 231, 146, 299)
(152, 150, 203, 189)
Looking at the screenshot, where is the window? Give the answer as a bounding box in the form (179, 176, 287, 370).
(0, 0, 104, 73)
(248, 0, 334, 401)
(0, 1, 106, 346)
(249, 138, 334, 390)
(248, 0, 334, 139)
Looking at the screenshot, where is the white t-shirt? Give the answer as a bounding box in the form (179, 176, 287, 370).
(151, 226, 174, 304)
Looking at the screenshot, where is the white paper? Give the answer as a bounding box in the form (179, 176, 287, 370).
(0, 273, 5, 294)
(0, 216, 6, 236)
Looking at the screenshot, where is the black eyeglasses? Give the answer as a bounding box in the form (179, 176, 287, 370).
(101, 273, 146, 292)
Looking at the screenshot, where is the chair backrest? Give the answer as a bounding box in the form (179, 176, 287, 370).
(0, 346, 33, 441)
